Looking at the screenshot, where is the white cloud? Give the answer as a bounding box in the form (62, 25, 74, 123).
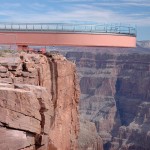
(91, 1, 150, 7)
(0, 1, 149, 27)
(31, 3, 46, 8)
(48, 0, 94, 2)
(0, 10, 16, 16)
(3, 7, 149, 27)
(2, 3, 21, 8)
(122, 0, 149, 2)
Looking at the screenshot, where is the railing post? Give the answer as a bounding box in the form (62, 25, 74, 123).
(11, 23, 12, 30)
(135, 25, 137, 36)
(118, 24, 120, 33)
(84, 25, 86, 32)
(73, 25, 75, 32)
(95, 25, 97, 32)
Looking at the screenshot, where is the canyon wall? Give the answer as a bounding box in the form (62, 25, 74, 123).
(62, 48, 150, 150)
(0, 52, 79, 150)
(1, 44, 150, 150)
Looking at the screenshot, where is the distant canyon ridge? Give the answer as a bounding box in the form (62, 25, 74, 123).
(55, 40, 150, 150)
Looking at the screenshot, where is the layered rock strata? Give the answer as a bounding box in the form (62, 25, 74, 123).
(63, 50, 150, 150)
(0, 52, 79, 150)
(78, 117, 103, 150)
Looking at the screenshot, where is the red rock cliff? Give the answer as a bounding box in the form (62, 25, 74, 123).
(0, 52, 80, 150)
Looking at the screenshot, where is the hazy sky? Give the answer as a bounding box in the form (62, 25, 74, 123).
(0, 0, 149, 40)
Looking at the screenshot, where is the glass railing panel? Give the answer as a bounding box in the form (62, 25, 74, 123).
(0, 23, 137, 36)
(12, 25, 20, 30)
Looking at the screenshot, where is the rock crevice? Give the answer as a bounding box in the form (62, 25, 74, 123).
(0, 52, 80, 150)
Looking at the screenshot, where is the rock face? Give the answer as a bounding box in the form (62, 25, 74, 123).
(137, 40, 150, 49)
(0, 52, 79, 150)
(78, 117, 103, 150)
(61, 48, 150, 150)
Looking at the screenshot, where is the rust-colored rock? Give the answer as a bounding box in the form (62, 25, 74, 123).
(0, 52, 80, 150)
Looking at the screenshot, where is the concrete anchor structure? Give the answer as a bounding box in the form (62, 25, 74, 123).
(0, 23, 136, 50)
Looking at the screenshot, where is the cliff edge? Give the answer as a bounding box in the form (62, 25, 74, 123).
(0, 51, 80, 150)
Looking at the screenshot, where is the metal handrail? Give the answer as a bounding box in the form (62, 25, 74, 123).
(0, 22, 137, 36)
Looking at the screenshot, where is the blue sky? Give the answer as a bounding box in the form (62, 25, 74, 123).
(0, 0, 150, 40)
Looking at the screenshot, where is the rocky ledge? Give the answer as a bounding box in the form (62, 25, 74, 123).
(0, 52, 80, 150)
